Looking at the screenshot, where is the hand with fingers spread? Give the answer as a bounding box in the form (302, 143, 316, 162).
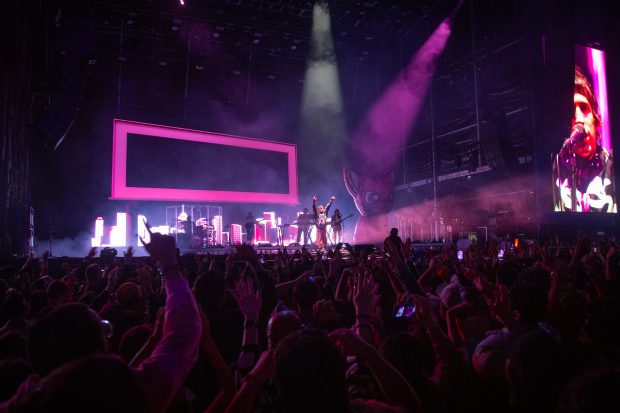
(232, 277, 262, 321)
(353, 270, 379, 320)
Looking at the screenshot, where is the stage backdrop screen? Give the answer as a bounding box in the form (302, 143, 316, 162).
(110, 119, 298, 204)
(552, 46, 616, 213)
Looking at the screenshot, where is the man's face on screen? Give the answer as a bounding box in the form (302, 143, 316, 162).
(572, 92, 597, 159)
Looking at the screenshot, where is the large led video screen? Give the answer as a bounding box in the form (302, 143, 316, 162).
(552, 46, 616, 213)
(110, 119, 299, 204)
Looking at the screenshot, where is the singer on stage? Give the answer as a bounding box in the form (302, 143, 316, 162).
(553, 66, 616, 212)
(313, 195, 334, 250)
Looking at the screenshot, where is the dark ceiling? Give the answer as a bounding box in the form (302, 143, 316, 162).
(56, 0, 456, 61)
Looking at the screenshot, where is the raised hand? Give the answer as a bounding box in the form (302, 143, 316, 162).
(313, 195, 318, 201)
(123, 246, 134, 259)
(232, 277, 262, 321)
(140, 224, 177, 268)
(353, 270, 379, 318)
(330, 195, 335, 201)
(313, 299, 339, 325)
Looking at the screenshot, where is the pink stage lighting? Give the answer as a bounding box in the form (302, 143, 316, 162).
(111, 119, 299, 204)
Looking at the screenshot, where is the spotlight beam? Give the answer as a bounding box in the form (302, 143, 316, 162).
(352, 17, 453, 172)
(300, 1, 347, 181)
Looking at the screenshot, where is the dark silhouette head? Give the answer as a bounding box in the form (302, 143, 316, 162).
(274, 329, 348, 413)
(28, 303, 107, 375)
(14, 355, 149, 413)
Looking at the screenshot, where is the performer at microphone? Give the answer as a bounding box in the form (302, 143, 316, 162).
(553, 65, 616, 212)
(313, 195, 335, 250)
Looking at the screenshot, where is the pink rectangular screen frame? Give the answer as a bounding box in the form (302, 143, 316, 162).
(111, 119, 299, 204)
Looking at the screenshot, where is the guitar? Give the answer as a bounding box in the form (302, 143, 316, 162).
(330, 213, 354, 227)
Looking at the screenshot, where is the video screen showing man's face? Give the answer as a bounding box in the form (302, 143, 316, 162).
(572, 79, 599, 159)
(553, 46, 616, 213)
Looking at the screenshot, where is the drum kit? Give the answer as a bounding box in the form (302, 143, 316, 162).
(190, 217, 215, 248)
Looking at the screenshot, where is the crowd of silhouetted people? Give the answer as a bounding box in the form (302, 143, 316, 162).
(0, 229, 619, 413)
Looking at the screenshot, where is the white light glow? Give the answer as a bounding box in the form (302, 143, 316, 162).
(108, 212, 127, 247)
(91, 217, 104, 247)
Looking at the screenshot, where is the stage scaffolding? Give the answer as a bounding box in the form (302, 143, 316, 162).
(165, 204, 223, 245)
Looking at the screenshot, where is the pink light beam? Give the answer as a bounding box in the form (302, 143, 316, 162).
(352, 18, 453, 171)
